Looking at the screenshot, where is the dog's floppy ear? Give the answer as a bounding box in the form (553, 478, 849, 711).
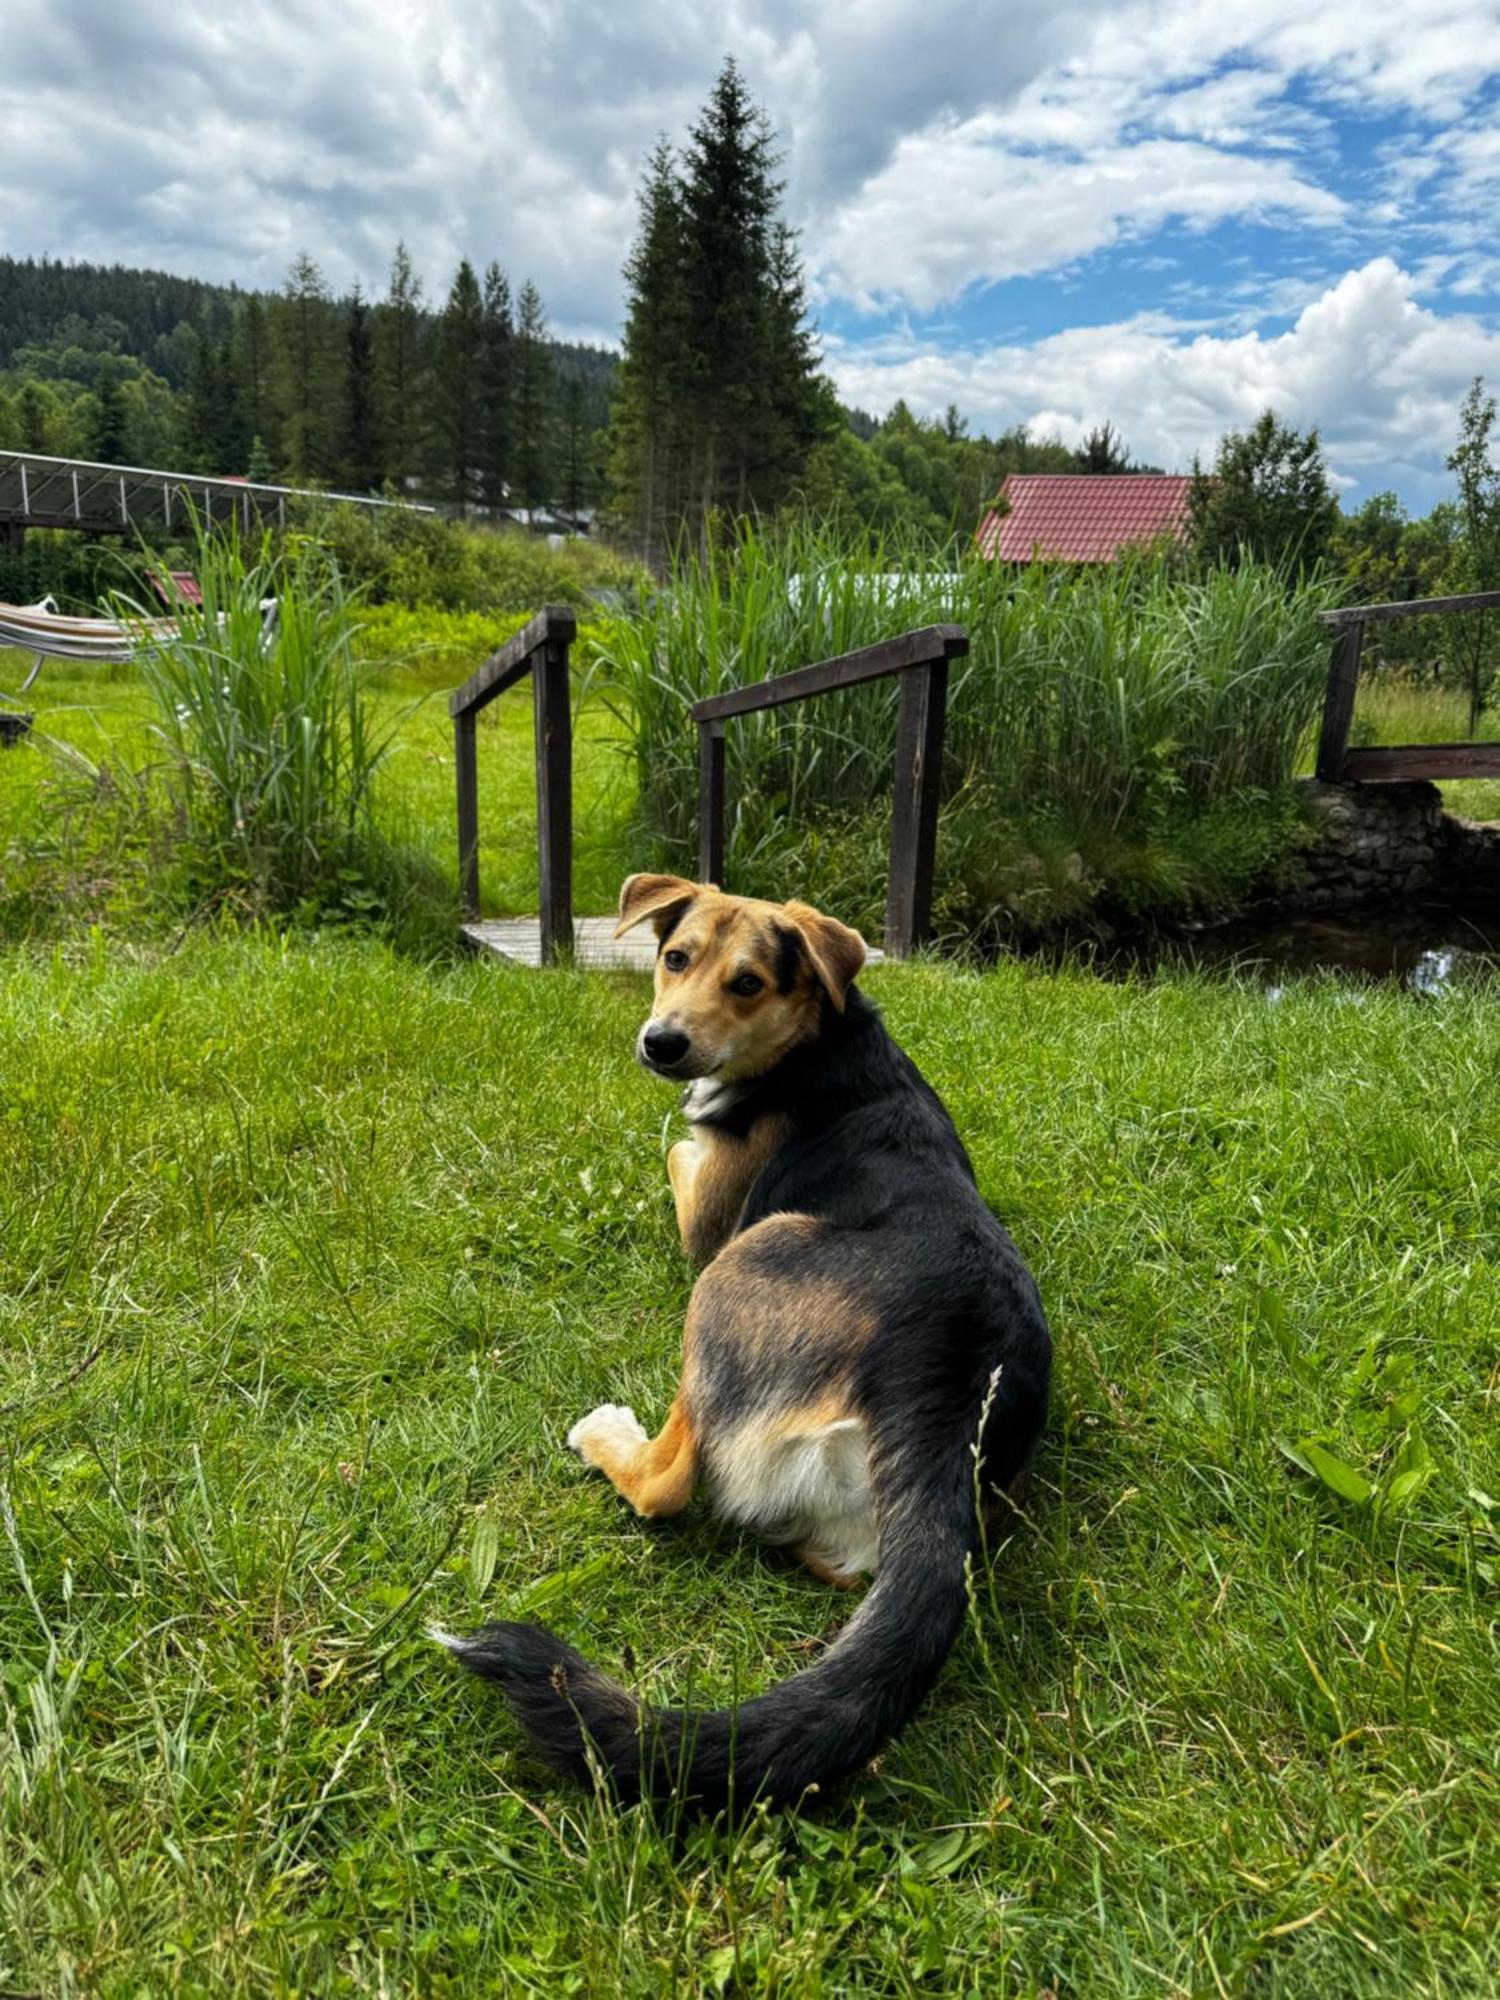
(614, 872, 704, 939)
(783, 900, 866, 1012)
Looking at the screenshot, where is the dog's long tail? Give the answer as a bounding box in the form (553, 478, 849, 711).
(435, 1437, 982, 1812)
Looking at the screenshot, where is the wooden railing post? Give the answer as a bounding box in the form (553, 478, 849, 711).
(448, 605, 576, 952)
(886, 655, 949, 956)
(698, 719, 725, 884)
(1316, 620, 1364, 782)
(454, 708, 479, 918)
(534, 626, 574, 964)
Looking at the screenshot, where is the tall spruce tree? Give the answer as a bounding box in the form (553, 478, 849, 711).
(340, 283, 381, 490)
(478, 262, 514, 509)
(433, 259, 484, 508)
(90, 357, 130, 464)
(609, 139, 691, 555)
(232, 294, 274, 466)
(607, 64, 823, 557)
(375, 241, 427, 489)
(272, 252, 340, 481)
(184, 333, 246, 473)
(513, 280, 553, 513)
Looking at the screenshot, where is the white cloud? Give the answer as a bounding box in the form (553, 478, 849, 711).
(825, 260, 1500, 503)
(814, 127, 1343, 311)
(1, 0, 1497, 504)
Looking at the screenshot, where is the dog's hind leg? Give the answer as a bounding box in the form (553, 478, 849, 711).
(567, 1394, 699, 1519)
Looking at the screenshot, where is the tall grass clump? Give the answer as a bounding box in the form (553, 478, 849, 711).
(122, 527, 415, 922)
(599, 517, 1334, 933)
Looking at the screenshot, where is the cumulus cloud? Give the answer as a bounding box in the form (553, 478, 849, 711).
(825, 260, 1500, 503)
(815, 128, 1343, 311)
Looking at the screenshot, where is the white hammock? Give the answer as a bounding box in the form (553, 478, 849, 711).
(0, 596, 277, 700)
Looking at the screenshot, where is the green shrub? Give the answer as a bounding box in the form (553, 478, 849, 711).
(120, 528, 406, 919)
(597, 515, 1334, 932)
(295, 502, 643, 614)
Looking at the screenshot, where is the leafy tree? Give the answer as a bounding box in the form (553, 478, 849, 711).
(432, 260, 484, 508)
(478, 263, 513, 510)
(513, 280, 554, 513)
(14, 378, 76, 454)
(272, 252, 340, 482)
(376, 241, 427, 489)
(1188, 409, 1338, 571)
(1443, 376, 1500, 733)
(340, 284, 382, 491)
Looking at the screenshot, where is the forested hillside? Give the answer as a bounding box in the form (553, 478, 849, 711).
(0, 252, 617, 510)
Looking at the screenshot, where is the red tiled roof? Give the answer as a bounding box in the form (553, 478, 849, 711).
(977, 474, 1195, 563)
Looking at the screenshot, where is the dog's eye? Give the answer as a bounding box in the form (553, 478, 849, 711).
(662, 948, 689, 972)
(728, 972, 763, 997)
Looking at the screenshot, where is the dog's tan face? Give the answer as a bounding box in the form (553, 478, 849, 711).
(614, 875, 866, 1082)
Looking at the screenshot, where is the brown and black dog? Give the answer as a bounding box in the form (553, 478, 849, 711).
(440, 875, 1051, 1810)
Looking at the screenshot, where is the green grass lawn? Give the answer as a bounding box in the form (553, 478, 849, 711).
(0, 641, 635, 927)
(1348, 678, 1500, 821)
(2, 936, 1497, 1995)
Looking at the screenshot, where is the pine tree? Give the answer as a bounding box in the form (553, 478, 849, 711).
(1080, 422, 1132, 473)
(232, 295, 274, 465)
(432, 259, 484, 508)
(376, 241, 427, 489)
(184, 333, 245, 472)
(90, 357, 130, 464)
(246, 434, 274, 485)
(340, 283, 381, 490)
(272, 252, 339, 482)
(756, 219, 827, 504)
(608, 139, 691, 556)
(478, 263, 513, 510)
(559, 374, 590, 519)
(513, 280, 554, 514)
(607, 65, 823, 556)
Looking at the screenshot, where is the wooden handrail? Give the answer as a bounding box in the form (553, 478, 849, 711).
(1318, 588, 1500, 629)
(1315, 586, 1499, 783)
(452, 606, 575, 961)
(450, 604, 577, 717)
(689, 625, 969, 722)
(689, 623, 969, 956)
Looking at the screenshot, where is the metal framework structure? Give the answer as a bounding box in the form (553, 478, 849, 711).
(0, 449, 432, 543)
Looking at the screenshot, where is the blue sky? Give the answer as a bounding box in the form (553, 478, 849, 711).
(4, 0, 1499, 508)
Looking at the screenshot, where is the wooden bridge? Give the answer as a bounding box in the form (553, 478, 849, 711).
(455, 585, 1500, 971)
(450, 609, 964, 968)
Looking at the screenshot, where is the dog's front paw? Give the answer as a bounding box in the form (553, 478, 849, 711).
(567, 1403, 646, 1466)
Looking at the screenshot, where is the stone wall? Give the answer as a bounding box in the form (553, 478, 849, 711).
(1280, 779, 1500, 911)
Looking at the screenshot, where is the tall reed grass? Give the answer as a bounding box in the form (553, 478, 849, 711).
(596, 518, 1334, 931)
(121, 529, 401, 915)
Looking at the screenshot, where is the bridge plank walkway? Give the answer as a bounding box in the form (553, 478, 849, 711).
(463, 915, 885, 970)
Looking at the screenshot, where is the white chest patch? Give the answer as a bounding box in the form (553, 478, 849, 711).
(682, 1079, 744, 1125)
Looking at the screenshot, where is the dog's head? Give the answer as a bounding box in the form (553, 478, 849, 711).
(614, 874, 867, 1082)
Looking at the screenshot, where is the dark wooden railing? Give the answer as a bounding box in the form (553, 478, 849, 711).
(690, 624, 970, 956)
(449, 605, 575, 963)
(1316, 589, 1500, 783)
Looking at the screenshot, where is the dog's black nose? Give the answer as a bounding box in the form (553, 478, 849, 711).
(643, 1025, 690, 1068)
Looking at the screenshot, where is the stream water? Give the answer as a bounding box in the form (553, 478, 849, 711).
(1042, 905, 1500, 993)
